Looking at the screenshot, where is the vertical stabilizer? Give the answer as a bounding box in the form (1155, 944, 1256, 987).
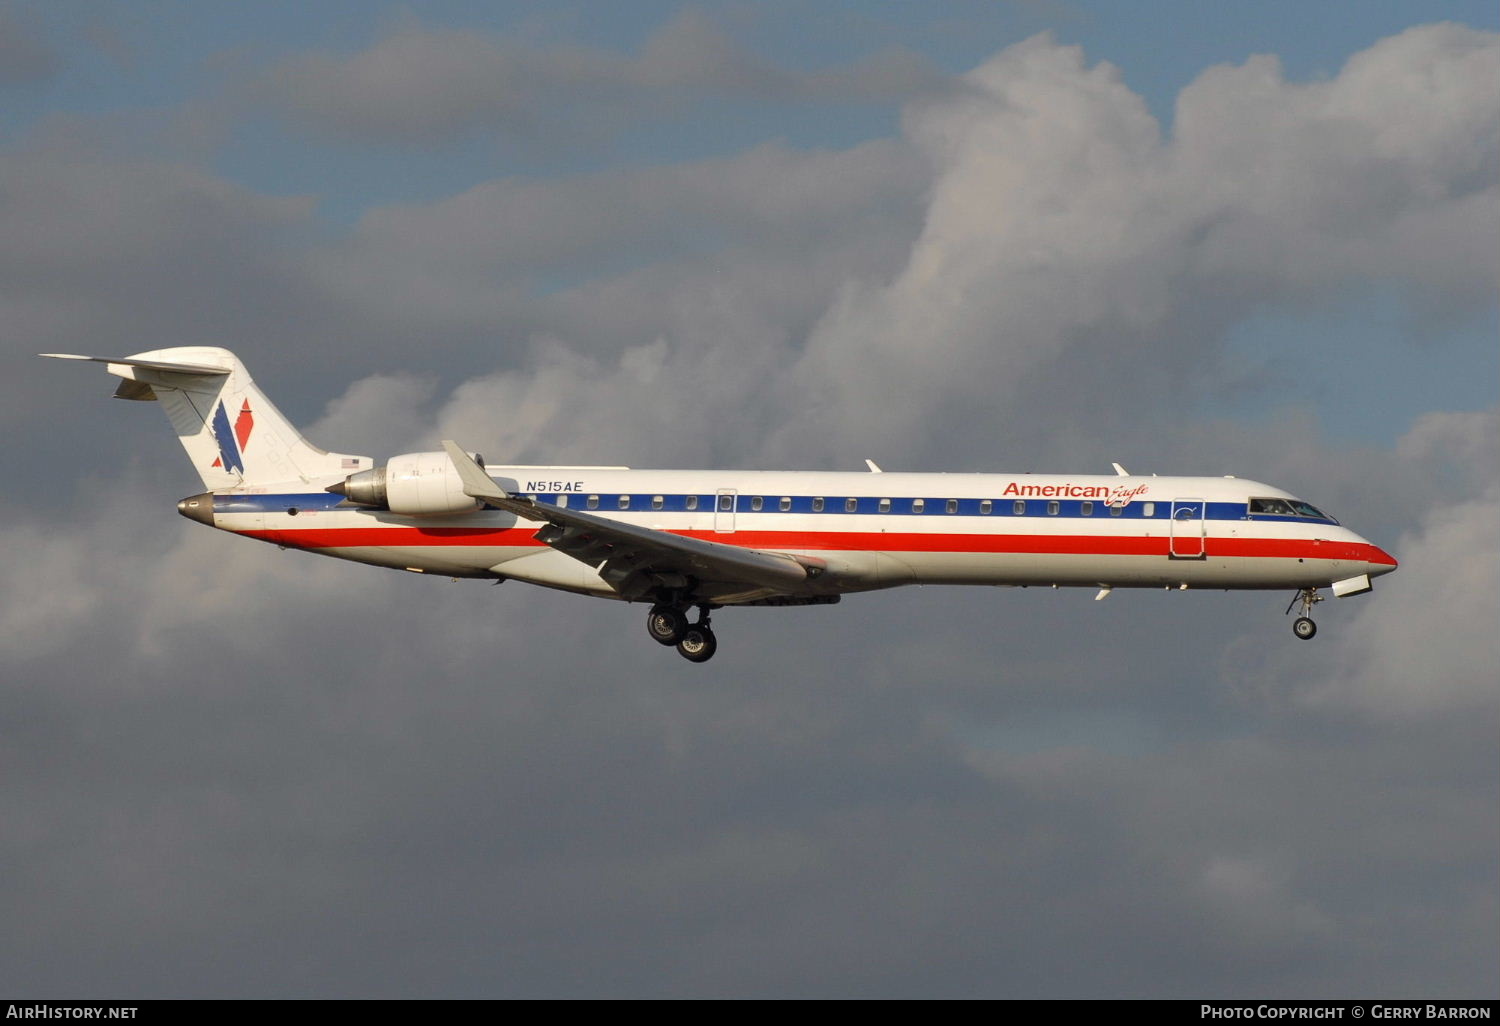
(43, 347, 370, 489)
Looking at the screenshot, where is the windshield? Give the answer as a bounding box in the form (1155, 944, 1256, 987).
(1249, 497, 1335, 522)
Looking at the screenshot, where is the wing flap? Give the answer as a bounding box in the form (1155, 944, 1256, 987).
(441, 441, 810, 597)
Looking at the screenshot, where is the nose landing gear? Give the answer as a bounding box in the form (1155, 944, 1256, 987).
(1285, 587, 1324, 640)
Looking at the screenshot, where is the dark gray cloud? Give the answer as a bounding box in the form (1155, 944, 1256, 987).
(254, 10, 946, 147)
(2, 20, 1496, 998)
(0, 5, 58, 86)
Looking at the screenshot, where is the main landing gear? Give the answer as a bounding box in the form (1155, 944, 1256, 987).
(647, 603, 719, 663)
(1285, 587, 1324, 640)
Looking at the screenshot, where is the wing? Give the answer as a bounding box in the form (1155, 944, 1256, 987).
(442, 441, 814, 601)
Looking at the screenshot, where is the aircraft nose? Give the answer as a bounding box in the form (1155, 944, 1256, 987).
(1366, 544, 1398, 577)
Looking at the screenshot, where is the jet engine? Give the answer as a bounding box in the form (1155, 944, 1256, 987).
(327, 451, 486, 515)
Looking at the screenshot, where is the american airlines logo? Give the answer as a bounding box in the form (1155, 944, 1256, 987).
(1002, 481, 1151, 505)
(210, 399, 254, 473)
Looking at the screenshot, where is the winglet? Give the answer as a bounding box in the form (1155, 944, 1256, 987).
(1111, 462, 1129, 477)
(442, 440, 509, 505)
(865, 459, 883, 473)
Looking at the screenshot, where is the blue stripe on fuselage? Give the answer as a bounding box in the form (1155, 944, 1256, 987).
(214, 493, 350, 514)
(211, 491, 1339, 525)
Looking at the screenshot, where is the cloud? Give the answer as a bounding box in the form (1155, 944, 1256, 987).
(0, 5, 58, 86)
(1215, 407, 1499, 719)
(763, 24, 1500, 467)
(293, 24, 1499, 485)
(254, 10, 943, 147)
(0, 150, 328, 457)
(316, 137, 923, 321)
(1305, 480, 1499, 717)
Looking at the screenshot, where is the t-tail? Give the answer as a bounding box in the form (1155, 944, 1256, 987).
(41, 347, 370, 488)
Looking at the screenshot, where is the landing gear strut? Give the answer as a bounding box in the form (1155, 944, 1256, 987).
(1285, 587, 1323, 640)
(646, 601, 718, 662)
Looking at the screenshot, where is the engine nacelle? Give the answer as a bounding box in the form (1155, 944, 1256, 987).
(328, 451, 485, 516)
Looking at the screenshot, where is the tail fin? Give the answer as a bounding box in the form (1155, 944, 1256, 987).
(43, 347, 371, 489)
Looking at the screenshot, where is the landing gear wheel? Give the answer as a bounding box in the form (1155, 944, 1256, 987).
(1285, 587, 1325, 640)
(676, 625, 718, 663)
(647, 606, 689, 646)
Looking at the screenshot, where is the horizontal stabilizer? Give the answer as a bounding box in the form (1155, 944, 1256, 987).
(41, 353, 232, 376)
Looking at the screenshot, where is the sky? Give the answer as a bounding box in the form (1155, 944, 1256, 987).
(2, 0, 1497, 999)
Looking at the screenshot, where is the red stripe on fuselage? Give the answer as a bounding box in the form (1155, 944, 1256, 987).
(239, 526, 1387, 564)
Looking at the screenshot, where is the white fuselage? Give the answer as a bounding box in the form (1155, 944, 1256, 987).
(205, 469, 1398, 604)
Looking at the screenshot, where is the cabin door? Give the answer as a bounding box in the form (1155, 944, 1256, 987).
(1168, 499, 1206, 559)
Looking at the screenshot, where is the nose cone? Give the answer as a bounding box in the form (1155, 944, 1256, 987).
(1366, 544, 1399, 577)
(176, 492, 216, 527)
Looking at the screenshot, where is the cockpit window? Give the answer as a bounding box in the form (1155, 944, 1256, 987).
(1249, 497, 1331, 520)
(1249, 497, 1295, 516)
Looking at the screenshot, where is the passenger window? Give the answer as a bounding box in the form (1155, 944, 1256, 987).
(556, 494, 568, 508)
(878, 498, 891, 513)
(526, 494, 538, 502)
(718, 494, 733, 512)
(845, 498, 858, 513)
(652, 495, 664, 511)
(912, 499, 925, 513)
(685, 495, 698, 511)
(1142, 502, 1155, 517)
(618, 495, 630, 510)
(1108, 504, 1122, 517)
(587, 495, 599, 510)
(1013, 500, 1026, 515)
(779, 497, 792, 512)
(750, 496, 763, 512)
(812, 497, 824, 512)
(1080, 501, 1093, 516)
(946, 499, 958, 514)
(980, 499, 992, 514)
(1047, 501, 1059, 516)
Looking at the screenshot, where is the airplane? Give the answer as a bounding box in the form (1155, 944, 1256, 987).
(44, 347, 1398, 663)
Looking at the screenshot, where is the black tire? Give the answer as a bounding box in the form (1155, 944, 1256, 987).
(647, 606, 689, 645)
(1293, 616, 1317, 640)
(676, 625, 718, 663)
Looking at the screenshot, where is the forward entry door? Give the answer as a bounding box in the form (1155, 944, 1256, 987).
(1169, 499, 1206, 559)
